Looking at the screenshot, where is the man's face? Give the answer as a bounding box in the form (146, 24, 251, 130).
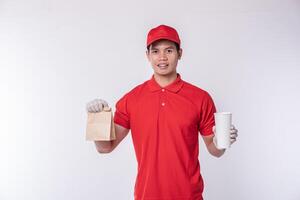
(146, 39, 182, 77)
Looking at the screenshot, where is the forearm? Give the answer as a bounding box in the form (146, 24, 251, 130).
(94, 141, 112, 153)
(207, 141, 226, 158)
(94, 123, 130, 154)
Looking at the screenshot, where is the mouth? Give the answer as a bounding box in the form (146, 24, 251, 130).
(157, 63, 169, 69)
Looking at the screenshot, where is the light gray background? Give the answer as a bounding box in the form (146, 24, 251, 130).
(1, 0, 300, 199)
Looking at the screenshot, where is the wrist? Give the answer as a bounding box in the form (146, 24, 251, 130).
(212, 136, 226, 156)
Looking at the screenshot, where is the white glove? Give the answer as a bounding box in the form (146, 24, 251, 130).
(86, 99, 109, 113)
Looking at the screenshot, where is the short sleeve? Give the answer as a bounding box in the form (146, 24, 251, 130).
(114, 94, 130, 129)
(198, 92, 217, 136)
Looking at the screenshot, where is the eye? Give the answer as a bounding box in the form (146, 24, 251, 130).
(167, 49, 173, 53)
(151, 50, 158, 54)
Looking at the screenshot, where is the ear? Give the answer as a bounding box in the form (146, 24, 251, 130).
(178, 48, 183, 60)
(146, 50, 150, 62)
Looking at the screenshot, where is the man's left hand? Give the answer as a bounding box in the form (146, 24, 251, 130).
(230, 125, 238, 145)
(212, 124, 238, 149)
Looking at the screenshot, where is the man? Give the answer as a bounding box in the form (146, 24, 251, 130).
(86, 24, 238, 200)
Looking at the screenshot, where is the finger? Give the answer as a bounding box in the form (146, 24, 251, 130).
(230, 133, 238, 139)
(100, 99, 109, 107)
(230, 131, 238, 136)
(230, 129, 238, 134)
(86, 103, 90, 112)
(231, 124, 235, 129)
(87, 102, 94, 112)
(95, 102, 102, 112)
(91, 103, 99, 112)
(230, 138, 237, 144)
(94, 103, 101, 112)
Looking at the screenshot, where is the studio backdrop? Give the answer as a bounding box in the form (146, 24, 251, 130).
(1, 0, 300, 199)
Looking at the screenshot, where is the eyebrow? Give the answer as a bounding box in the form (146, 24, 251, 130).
(150, 46, 176, 50)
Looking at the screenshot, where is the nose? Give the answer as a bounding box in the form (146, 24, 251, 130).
(158, 52, 167, 61)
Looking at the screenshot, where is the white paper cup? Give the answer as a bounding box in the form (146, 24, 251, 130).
(214, 112, 232, 149)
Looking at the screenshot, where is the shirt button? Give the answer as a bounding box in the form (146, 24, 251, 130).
(162, 89, 165, 92)
(161, 102, 165, 106)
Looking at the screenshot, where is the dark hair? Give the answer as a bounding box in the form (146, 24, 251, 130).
(147, 40, 180, 52)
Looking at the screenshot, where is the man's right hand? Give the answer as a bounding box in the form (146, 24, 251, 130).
(86, 99, 109, 113)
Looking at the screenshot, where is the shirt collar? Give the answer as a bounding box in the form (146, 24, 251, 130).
(147, 73, 184, 93)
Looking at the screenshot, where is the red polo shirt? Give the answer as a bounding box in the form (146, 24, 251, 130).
(114, 74, 216, 200)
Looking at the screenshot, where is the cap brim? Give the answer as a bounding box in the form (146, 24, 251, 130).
(147, 36, 180, 47)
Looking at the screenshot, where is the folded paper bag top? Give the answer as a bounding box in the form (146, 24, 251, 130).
(86, 106, 116, 141)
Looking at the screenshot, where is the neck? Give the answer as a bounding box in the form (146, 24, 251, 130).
(154, 72, 178, 88)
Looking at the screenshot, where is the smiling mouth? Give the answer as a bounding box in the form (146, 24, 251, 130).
(157, 64, 169, 69)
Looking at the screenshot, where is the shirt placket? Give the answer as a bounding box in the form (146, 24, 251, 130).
(160, 88, 166, 107)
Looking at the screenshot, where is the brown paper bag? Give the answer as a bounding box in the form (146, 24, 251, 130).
(86, 107, 116, 141)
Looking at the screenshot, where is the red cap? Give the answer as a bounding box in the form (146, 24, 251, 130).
(146, 25, 181, 48)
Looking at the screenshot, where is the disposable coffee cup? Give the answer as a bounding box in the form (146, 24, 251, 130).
(214, 112, 232, 149)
